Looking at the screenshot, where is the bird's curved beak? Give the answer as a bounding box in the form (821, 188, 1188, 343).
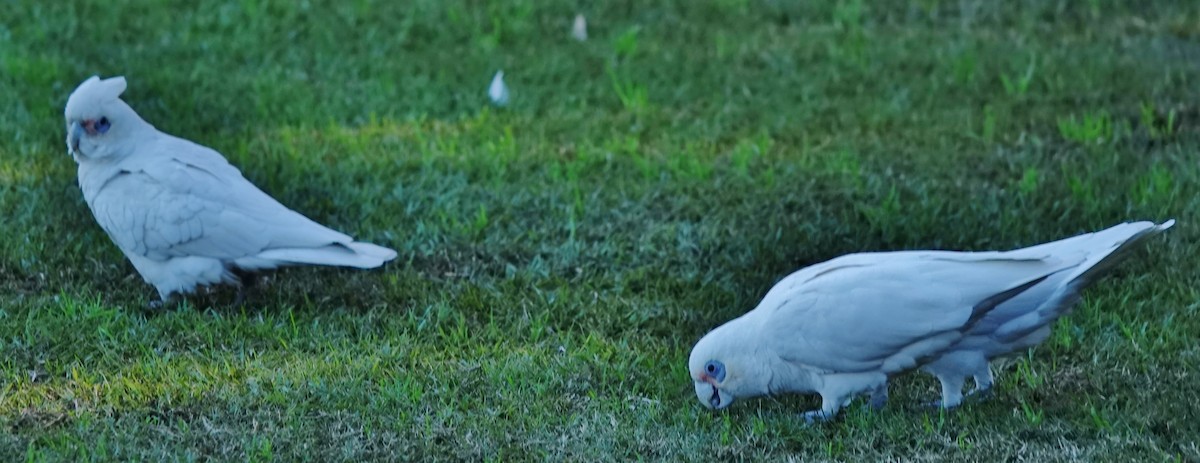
(67, 121, 83, 155)
(694, 379, 734, 410)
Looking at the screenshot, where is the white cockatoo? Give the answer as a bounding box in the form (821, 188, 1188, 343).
(64, 76, 397, 307)
(919, 220, 1173, 408)
(688, 220, 1172, 421)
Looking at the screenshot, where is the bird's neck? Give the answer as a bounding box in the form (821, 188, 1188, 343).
(721, 314, 823, 397)
(75, 127, 156, 201)
(76, 160, 123, 204)
(87, 124, 159, 161)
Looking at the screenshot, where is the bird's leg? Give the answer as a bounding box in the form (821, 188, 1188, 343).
(834, 382, 888, 412)
(966, 367, 994, 401)
(146, 293, 177, 311)
(801, 393, 843, 423)
(801, 410, 830, 423)
(925, 375, 965, 409)
(868, 382, 889, 410)
(804, 372, 886, 422)
(231, 268, 259, 307)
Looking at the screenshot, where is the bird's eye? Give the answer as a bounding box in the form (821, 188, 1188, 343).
(704, 360, 726, 382)
(96, 117, 111, 134)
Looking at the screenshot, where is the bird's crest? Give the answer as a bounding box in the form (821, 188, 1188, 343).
(65, 75, 128, 119)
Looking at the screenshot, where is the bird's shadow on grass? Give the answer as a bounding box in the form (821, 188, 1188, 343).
(129, 266, 404, 317)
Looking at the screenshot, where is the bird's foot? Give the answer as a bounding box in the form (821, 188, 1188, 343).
(230, 269, 260, 307)
(145, 294, 177, 312)
(966, 387, 994, 402)
(868, 385, 889, 411)
(921, 400, 959, 410)
(232, 287, 250, 307)
(801, 410, 834, 424)
(924, 390, 989, 409)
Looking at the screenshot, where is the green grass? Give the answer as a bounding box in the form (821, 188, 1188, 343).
(2, 0, 1200, 460)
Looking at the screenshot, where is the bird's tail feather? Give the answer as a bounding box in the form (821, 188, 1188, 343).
(993, 220, 1173, 343)
(1056, 220, 1174, 288)
(1034, 220, 1172, 317)
(344, 242, 399, 264)
(252, 241, 397, 269)
(1010, 220, 1173, 262)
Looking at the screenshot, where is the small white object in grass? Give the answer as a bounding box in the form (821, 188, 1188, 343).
(571, 14, 588, 41)
(488, 70, 509, 106)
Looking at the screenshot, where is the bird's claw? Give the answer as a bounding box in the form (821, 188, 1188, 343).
(966, 388, 994, 401)
(921, 400, 958, 410)
(869, 389, 889, 411)
(923, 387, 992, 410)
(801, 410, 832, 424)
(232, 288, 249, 307)
(146, 294, 178, 311)
(230, 269, 259, 307)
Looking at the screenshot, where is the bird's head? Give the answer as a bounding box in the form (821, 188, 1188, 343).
(64, 75, 147, 160)
(687, 318, 769, 411)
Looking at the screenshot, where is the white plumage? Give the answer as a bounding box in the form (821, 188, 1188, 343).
(688, 221, 1172, 421)
(919, 220, 1173, 408)
(64, 76, 397, 306)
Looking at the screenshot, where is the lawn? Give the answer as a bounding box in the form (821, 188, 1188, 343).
(2, 0, 1199, 461)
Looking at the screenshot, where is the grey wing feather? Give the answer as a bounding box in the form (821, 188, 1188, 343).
(760, 253, 1077, 374)
(96, 135, 354, 261)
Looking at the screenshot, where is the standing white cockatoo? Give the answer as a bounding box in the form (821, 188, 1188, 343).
(918, 220, 1173, 409)
(688, 220, 1172, 421)
(64, 76, 397, 307)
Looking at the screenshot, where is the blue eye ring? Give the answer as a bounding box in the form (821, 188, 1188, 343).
(704, 360, 726, 382)
(96, 117, 111, 134)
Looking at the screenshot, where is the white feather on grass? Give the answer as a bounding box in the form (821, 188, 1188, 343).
(488, 70, 510, 107)
(572, 14, 588, 41)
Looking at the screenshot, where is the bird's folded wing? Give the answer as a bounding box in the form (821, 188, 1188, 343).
(760, 254, 1076, 374)
(93, 141, 352, 261)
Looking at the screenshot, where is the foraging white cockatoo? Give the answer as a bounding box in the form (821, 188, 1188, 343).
(919, 220, 1173, 408)
(688, 220, 1172, 421)
(64, 76, 397, 307)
